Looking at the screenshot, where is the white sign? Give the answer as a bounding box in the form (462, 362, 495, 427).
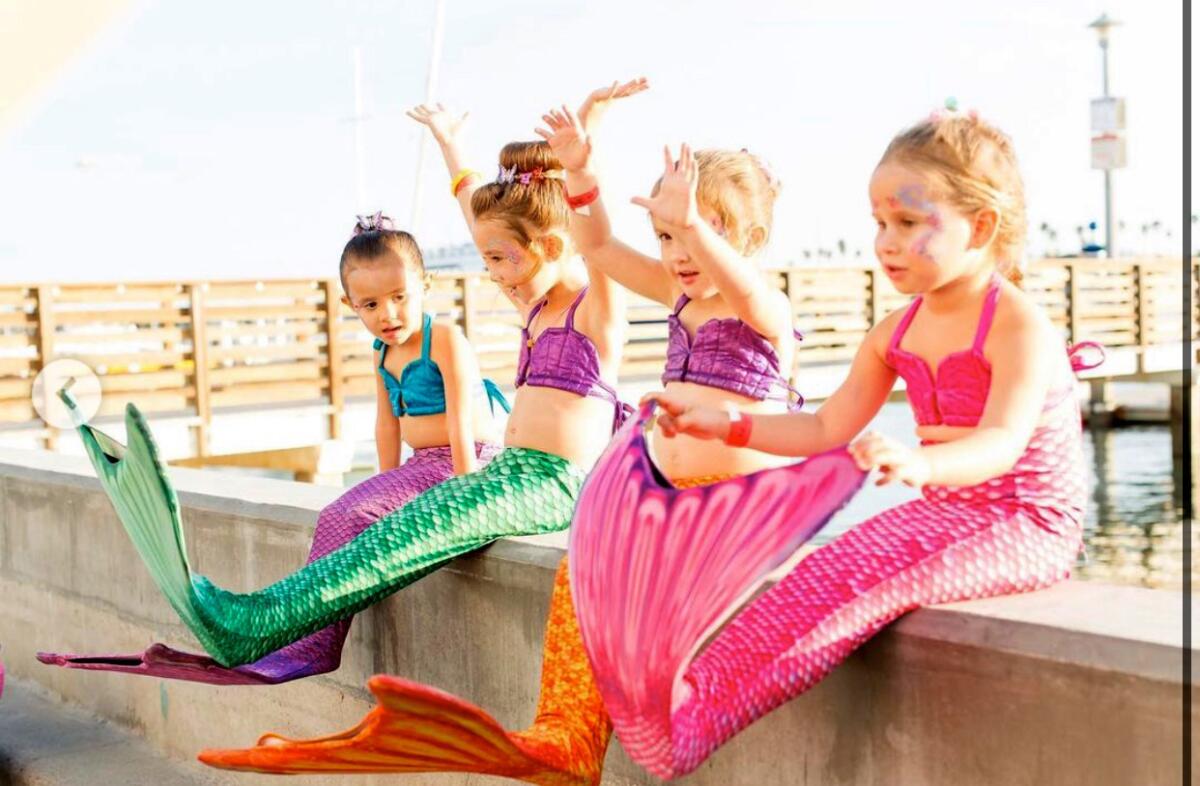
(1090, 97, 1126, 133)
(1091, 133, 1127, 170)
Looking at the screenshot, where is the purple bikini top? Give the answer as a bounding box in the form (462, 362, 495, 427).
(661, 295, 804, 409)
(887, 277, 1104, 427)
(515, 286, 632, 433)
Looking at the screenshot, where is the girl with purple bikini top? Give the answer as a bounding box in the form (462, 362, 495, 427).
(409, 99, 637, 470)
(515, 285, 632, 433)
(539, 95, 803, 482)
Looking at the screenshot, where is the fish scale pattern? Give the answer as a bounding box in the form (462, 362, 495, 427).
(39, 443, 501, 684)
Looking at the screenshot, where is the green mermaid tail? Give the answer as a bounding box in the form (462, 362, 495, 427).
(63, 394, 586, 668)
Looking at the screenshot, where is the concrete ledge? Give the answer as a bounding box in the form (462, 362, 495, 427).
(0, 446, 1192, 786)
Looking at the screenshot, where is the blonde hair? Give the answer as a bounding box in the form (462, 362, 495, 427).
(470, 142, 568, 250)
(879, 114, 1027, 286)
(653, 149, 781, 257)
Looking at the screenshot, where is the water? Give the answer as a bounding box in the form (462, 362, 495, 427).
(337, 402, 1187, 592)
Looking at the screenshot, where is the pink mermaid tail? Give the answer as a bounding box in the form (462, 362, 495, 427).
(38, 444, 499, 686)
(568, 403, 866, 778)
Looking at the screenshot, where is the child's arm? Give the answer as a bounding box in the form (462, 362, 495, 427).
(374, 371, 402, 472)
(535, 93, 674, 307)
(852, 307, 1053, 487)
(432, 323, 481, 476)
(631, 144, 790, 340)
(645, 316, 900, 455)
(407, 103, 478, 230)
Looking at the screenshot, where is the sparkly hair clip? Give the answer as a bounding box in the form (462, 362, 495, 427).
(353, 211, 396, 235)
(496, 165, 566, 186)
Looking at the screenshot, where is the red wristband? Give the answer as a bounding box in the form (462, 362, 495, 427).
(724, 410, 752, 447)
(566, 185, 599, 212)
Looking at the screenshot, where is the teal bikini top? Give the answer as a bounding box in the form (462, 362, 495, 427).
(374, 313, 510, 418)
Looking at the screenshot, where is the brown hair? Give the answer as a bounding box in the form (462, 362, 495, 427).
(879, 114, 1027, 286)
(470, 142, 569, 249)
(338, 227, 425, 296)
(653, 149, 781, 257)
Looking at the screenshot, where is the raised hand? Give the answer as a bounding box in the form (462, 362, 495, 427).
(630, 144, 700, 230)
(534, 106, 592, 172)
(406, 103, 469, 144)
(577, 77, 649, 132)
(639, 391, 730, 441)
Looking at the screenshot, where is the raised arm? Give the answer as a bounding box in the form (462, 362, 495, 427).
(535, 89, 673, 307)
(407, 103, 479, 230)
(631, 144, 790, 340)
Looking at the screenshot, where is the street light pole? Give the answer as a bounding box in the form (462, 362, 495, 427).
(1089, 13, 1121, 257)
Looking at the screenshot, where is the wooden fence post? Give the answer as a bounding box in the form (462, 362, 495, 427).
(867, 268, 884, 327)
(187, 283, 211, 455)
(1065, 260, 1080, 346)
(34, 285, 57, 450)
(460, 274, 478, 344)
(323, 279, 345, 440)
(1133, 262, 1148, 374)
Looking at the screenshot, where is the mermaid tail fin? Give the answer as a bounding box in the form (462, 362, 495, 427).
(199, 675, 593, 785)
(199, 560, 608, 785)
(35, 645, 278, 686)
(61, 391, 210, 648)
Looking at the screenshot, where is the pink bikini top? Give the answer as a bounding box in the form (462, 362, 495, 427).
(515, 287, 632, 433)
(886, 277, 1103, 427)
(661, 295, 804, 409)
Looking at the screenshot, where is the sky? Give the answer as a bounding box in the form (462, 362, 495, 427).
(0, 0, 1186, 283)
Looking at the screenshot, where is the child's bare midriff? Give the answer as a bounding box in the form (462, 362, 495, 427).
(504, 387, 616, 469)
(400, 400, 502, 451)
(651, 379, 794, 480)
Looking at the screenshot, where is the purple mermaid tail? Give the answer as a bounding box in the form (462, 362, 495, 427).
(37, 444, 499, 686)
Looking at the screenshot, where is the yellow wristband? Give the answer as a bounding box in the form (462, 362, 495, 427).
(450, 169, 480, 197)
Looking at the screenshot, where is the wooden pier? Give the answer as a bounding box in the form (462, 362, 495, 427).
(0, 257, 1189, 479)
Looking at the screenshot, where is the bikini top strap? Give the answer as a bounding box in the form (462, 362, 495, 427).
(971, 278, 1003, 353)
(372, 338, 387, 368)
(564, 286, 590, 331)
(419, 313, 433, 359)
(672, 293, 691, 316)
(523, 298, 548, 334)
(888, 297, 923, 354)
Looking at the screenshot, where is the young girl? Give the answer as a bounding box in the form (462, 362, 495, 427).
(198, 84, 838, 785)
(38, 216, 509, 685)
(575, 110, 1100, 777)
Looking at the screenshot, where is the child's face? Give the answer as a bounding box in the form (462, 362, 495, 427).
(653, 207, 731, 301)
(869, 162, 978, 295)
(343, 253, 425, 346)
(473, 219, 561, 305)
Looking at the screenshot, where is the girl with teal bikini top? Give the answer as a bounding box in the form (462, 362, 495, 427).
(373, 312, 508, 420)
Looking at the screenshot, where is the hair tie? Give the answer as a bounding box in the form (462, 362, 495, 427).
(353, 211, 396, 236)
(496, 165, 565, 186)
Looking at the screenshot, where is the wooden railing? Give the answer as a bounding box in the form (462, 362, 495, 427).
(0, 258, 1189, 453)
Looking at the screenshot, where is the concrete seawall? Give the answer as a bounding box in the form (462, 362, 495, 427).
(0, 446, 1191, 785)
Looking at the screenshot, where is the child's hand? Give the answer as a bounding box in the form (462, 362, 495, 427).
(639, 391, 729, 441)
(630, 144, 701, 231)
(406, 103, 468, 144)
(534, 106, 592, 172)
(850, 431, 931, 487)
(577, 77, 649, 133)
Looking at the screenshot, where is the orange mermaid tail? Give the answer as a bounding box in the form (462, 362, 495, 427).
(199, 557, 611, 786)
